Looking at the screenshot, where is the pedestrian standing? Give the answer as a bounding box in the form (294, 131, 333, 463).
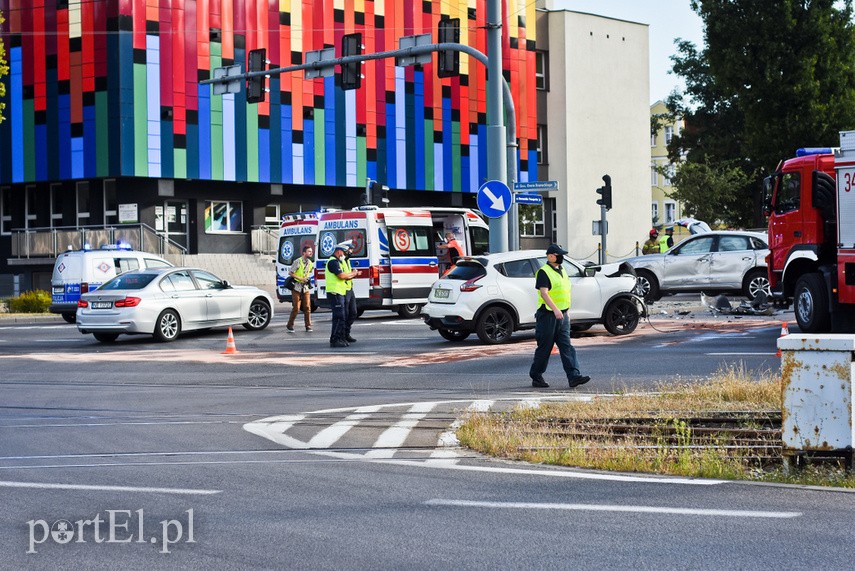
(325, 241, 358, 348)
(658, 227, 674, 252)
(529, 244, 590, 389)
(286, 244, 314, 332)
(342, 242, 358, 344)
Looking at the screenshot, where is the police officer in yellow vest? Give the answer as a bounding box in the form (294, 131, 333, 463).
(658, 226, 674, 252)
(326, 241, 359, 347)
(529, 244, 590, 389)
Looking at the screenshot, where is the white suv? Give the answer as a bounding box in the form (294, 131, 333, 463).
(422, 250, 645, 344)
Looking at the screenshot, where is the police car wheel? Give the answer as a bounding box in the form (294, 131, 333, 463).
(243, 299, 272, 331)
(62, 313, 76, 324)
(93, 333, 119, 343)
(153, 309, 181, 342)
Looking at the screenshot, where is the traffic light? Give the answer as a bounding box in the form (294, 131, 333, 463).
(437, 17, 460, 78)
(370, 181, 390, 205)
(340, 33, 363, 91)
(596, 174, 612, 210)
(247, 49, 267, 103)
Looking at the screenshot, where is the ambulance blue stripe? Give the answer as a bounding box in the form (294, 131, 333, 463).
(390, 258, 438, 265)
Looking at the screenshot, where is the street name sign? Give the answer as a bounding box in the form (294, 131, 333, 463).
(513, 180, 559, 191)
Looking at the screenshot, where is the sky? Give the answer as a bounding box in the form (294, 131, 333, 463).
(551, 0, 705, 103)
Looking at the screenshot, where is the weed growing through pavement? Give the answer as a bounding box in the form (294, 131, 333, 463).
(456, 365, 855, 487)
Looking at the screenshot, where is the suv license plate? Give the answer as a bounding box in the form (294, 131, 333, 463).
(434, 288, 450, 299)
(91, 301, 113, 309)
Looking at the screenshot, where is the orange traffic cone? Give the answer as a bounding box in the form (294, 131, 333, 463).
(222, 327, 238, 355)
(551, 345, 560, 355)
(775, 321, 789, 358)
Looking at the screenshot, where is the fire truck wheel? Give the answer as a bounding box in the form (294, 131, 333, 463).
(794, 273, 831, 333)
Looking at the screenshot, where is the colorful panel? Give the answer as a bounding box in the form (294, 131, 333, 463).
(0, 0, 538, 191)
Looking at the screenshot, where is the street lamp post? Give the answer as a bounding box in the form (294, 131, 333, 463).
(486, 0, 508, 254)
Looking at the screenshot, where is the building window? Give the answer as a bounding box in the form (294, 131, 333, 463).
(519, 204, 545, 237)
(50, 184, 63, 228)
(1, 187, 11, 236)
(104, 179, 118, 225)
(651, 164, 658, 186)
(76, 181, 90, 226)
(664, 126, 674, 145)
(537, 124, 547, 165)
(535, 51, 548, 91)
(664, 201, 677, 224)
(264, 204, 280, 226)
(651, 202, 659, 226)
(205, 201, 244, 233)
(663, 164, 675, 186)
(25, 185, 37, 229)
(651, 132, 657, 147)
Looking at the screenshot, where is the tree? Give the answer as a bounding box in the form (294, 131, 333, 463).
(0, 9, 8, 123)
(667, 160, 752, 228)
(667, 0, 855, 226)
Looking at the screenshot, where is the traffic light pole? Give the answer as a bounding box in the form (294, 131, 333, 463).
(486, 0, 508, 254)
(599, 205, 608, 265)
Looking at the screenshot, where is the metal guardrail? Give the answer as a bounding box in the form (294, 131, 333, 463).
(10, 223, 187, 261)
(251, 225, 279, 256)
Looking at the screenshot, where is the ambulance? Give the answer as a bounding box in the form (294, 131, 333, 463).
(50, 244, 173, 323)
(275, 212, 320, 303)
(315, 206, 489, 317)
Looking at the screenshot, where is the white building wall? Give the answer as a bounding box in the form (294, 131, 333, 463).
(542, 7, 650, 262)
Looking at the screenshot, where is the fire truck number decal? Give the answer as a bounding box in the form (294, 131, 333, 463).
(844, 170, 854, 193)
(394, 229, 411, 251)
(346, 231, 364, 254)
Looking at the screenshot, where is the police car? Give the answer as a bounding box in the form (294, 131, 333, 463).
(50, 244, 173, 323)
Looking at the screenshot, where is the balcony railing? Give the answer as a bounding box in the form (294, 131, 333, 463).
(251, 225, 279, 256)
(10, 223, 187, 263)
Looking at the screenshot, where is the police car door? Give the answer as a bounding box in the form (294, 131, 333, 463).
(384, 211, 438, 304)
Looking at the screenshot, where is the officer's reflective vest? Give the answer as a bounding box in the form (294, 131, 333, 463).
(658, 234, 671, 252)
(342, 258, 354, 291)
(537, 264, 571, 311)
(325, 256, 347, 295)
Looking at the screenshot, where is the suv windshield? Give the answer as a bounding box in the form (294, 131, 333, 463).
(444, 262, 487, 281)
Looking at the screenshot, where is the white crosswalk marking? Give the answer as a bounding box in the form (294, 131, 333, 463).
(365, 402, 438, 459)
(307, 405, 381, 448)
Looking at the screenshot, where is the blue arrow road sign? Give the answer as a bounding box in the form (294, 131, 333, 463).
(514, 193, 543, 205)
(477, 180, 512, 218)
(513, 180, 559, 191)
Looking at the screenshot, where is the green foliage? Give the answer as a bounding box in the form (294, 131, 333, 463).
(668, 159, 753, 227)
(9, 290, 52, 313)
(0, 10, 7, 123)
(668, 0, 855, 226)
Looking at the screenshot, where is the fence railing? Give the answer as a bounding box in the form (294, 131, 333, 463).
(10, 223, 187, 262)
(251, 225, 279, 256)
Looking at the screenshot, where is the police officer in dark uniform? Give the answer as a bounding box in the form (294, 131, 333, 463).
(529, 244, 590, 389)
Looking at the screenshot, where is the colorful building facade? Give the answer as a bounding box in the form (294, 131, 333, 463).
(0, 0, 538, 291)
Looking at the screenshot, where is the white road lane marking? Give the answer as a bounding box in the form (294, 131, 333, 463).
(0, 480, 221, 495)
(424, 499, 801, 519)
(706, 352, 776, 356)
(307, 405, 381, 448)
(364, 402, 437, 458)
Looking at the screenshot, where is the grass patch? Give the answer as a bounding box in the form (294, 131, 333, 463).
(457, 365, 855, 488)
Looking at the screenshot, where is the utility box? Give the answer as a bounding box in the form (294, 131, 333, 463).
(779, 334, 855, 467)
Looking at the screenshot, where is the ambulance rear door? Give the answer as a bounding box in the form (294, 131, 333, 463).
(315, 211, 369, 301)
(382, 210, 439, 303)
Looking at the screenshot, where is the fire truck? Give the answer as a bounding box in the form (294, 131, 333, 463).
(763, 130, 855, 332)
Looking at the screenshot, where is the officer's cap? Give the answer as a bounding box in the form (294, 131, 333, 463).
(334, 240, 353, 252)
(545, 244, 568, 256)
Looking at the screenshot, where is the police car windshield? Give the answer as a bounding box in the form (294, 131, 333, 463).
(98, 273, 157, 290)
